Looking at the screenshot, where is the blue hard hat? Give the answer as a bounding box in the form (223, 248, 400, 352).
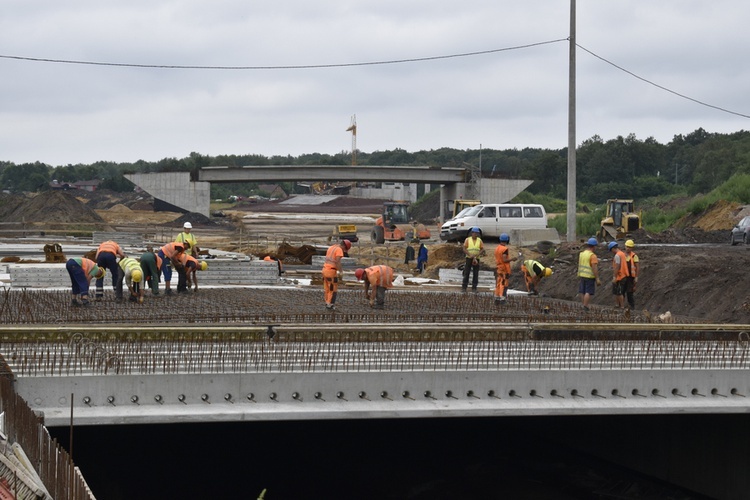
(470, 226, 481, 234)
(587, 237, 598, 246)
(607, 241, 618, 251)
(499, 233, 510, 243)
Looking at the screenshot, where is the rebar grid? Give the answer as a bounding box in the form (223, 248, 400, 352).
(0, 288, 697, 325)
(3, 329, 748, 377)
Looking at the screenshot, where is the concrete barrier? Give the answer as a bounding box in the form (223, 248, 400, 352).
(438, 268, 496, 288)
(510, 228, 561, 248)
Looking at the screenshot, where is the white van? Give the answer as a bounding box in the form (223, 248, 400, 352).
(440, 203, 548, 242)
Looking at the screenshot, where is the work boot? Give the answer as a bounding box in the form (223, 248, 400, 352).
(165, 289, 173, 296)
(80, 299, 90, 306)
(325, 304, 335, 311)
(70, 298, 80, 307)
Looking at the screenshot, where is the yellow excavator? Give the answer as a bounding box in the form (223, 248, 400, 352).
(599, 199, 641, 241)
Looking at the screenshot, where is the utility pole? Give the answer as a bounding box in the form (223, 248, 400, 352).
(566, 0, 578, 243)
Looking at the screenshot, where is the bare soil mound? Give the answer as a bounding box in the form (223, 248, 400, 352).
(172, 211, 216, 227)
(5, 190, 105, 223)
(0, 193, 28, 220)
(537, 242, 750, 324)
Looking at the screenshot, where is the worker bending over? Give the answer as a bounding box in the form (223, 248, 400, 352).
(494, 233, 517, 304)
(354, 265, 394, 309)
(522, 259, 553, 295)
(66, 257, 105, 306)
(157, 242, 186, 295)
(179, 253, 208, 292)
(322, 239, 351, 310)
(118, 256, 144, 303)
(95, 240, 126, 301)
(140, 246, 162, 296)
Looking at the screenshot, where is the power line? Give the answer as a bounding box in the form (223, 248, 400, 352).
(2, 37, 747, 120)
(577, 43, 750, 120)
(0, 38, 567, 70)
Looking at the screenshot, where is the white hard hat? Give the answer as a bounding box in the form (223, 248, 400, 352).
(183, 222, 192, 229)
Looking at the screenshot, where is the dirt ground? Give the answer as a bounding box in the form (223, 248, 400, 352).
(2, 190, 748, 324)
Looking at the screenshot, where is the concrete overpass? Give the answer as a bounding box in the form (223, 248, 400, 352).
(125, 167, 532, 220)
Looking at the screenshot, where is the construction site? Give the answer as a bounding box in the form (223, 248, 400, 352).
(1, 188, 750, 499)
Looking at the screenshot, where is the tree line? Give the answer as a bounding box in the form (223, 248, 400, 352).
(1, 128, 749, 204)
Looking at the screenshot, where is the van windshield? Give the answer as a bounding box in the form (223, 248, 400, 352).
(464, 206, 483, 217)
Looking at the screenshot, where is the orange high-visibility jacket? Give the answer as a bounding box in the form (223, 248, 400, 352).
(613, 249, 629, 281)
(323, 245, 344, 271)
(494, 244, 511, 274)
(365, 265, 394, 289)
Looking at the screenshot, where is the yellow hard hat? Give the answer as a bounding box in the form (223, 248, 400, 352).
(199, 261, 208, 271)
(544, 267, 553, 277)
(96, 267, 106, 279)
(131, 269, 143, 283)
(625, 239, 635, 248)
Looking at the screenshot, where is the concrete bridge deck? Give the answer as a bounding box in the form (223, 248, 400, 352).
(3, 323, 749, 427)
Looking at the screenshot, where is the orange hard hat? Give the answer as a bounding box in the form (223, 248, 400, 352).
(354, 268, 366, 281)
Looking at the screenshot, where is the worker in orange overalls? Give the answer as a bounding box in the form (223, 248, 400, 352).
(609, 241, 629, 309)
(157, 242, 186, 295)
(322, 239, 351, 310)
(494, 233, 517, 305)
(355, 265, 395, 309)
(95, 240, 126, 301)
(624, 239, 640, 310)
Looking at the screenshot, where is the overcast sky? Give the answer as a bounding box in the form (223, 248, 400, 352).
(1, 1, 748, 166)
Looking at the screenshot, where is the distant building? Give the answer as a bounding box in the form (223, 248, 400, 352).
(71, 179, 101, 192)
(49, 179, 101, 192)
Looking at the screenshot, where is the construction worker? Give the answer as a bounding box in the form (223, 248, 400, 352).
(494, 233, 517, 304)
(522, 259, 553, 295)
(322, 239, 351, 310)
(140, 246, 162, 296)
(609, 241, 628, 309)
(95, 240, 126, 301)
(624, 239, 640, 309)
(118, 256, 144, 303)
(179, 253, 208, 292)
(157, 242, 186, 295)
(66, 257, 105, 306)
(417, 243, 428, 274)
(578, 237, 602, 310)
(462, 227, 484, 293)
(176, 222, 200, 257)
(355, 266, 394, 309)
